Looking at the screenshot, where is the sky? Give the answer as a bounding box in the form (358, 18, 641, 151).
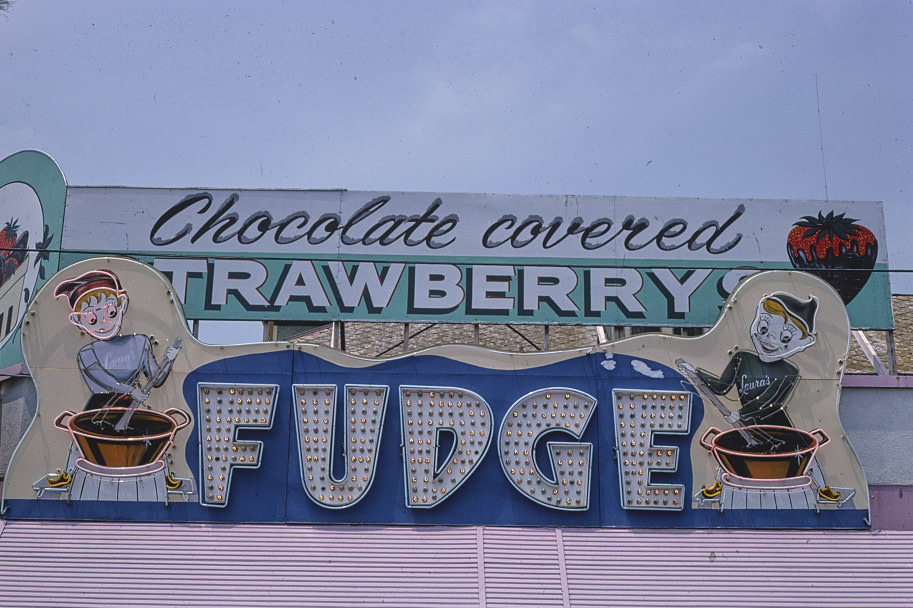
(1, 2, 911, 339)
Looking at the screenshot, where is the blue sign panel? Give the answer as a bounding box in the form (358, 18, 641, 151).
(2, 258, 869, 528)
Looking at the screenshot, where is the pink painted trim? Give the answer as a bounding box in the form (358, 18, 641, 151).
(475, 526, 486, 602)
(842, 374, 913, 388)
(0, 362, 28, 381)
(555, 528, 570, 608)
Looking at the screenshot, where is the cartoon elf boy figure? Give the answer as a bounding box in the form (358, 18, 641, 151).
(45, 270, 182, 488)
(677, 292, 840, 502)
(54, 270, 182, 411)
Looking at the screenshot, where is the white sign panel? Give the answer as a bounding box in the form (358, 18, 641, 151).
(60, 188, 891, 328)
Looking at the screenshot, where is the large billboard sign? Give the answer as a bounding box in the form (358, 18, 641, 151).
(0, 150, 894, 366)
(1, 257, 869, 528)
(61, 187, 892, 330)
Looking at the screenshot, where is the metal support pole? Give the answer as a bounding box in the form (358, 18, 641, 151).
(331, 321, 346, 351)
(886, 330, 898, 375)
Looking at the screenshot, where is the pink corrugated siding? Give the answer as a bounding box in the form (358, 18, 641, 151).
(0, 521, 481, 607)
(560, 529, 913, 608)
(482, 527, 566, 607)
(1, 521, 912, 607)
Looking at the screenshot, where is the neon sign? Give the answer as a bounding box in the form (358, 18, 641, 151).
(0, 257, 870, 528)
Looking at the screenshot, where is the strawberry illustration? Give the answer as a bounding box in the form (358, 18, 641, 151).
(2, 256, 18, 282)
(0, 218, 18, 250)
(786, 211, 877, 304)
(0, 218, 28, 288)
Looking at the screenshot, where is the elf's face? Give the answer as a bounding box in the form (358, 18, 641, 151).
(750, 303, 815, 362)
(68, 291, 128, 340)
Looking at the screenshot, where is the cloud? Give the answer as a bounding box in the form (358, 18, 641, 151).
(631, 359, 664, 379)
